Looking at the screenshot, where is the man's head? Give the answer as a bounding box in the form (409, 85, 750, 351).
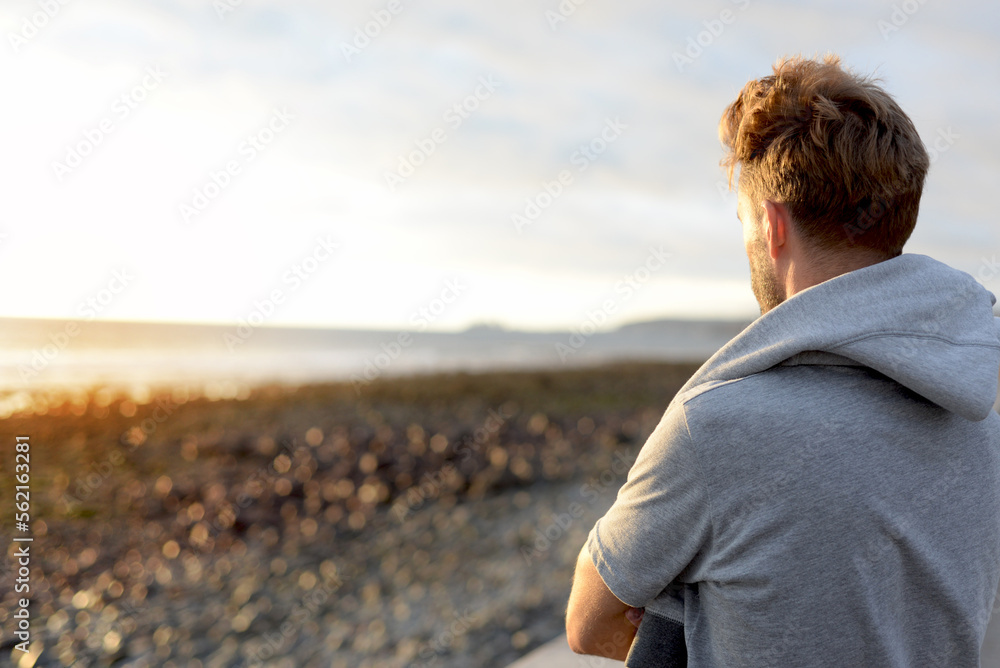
(720, 54, 930, 313)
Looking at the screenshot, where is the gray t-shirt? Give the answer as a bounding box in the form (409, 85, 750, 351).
(586, 254, 1000, 667)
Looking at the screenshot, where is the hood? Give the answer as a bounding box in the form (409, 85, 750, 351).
(676, 254, 1000, 422)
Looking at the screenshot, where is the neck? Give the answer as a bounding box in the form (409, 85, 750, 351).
(784, 248, 890, 299)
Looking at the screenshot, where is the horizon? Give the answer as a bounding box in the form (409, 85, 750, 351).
(0, 313, 752, 392)
(0, 312, 755, 334)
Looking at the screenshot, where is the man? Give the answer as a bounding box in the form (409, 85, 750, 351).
(566, 54, 1000, 666)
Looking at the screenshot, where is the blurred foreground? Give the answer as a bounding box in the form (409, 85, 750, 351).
(0, 362, 698, 667)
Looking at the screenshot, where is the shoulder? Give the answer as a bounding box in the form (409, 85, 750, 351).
(673, 363, 883, 440)
(682, 363, 881, 410)
(673, 367, 791, 422)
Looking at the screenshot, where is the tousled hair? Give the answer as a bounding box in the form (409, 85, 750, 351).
(719, 54, 929, 257)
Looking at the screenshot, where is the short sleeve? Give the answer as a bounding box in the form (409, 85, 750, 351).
(585, 403, 713, 607)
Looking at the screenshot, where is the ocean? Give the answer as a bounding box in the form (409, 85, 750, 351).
(0, 317, 751, 391)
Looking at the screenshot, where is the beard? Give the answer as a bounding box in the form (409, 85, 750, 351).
(747, 229, 786, 315)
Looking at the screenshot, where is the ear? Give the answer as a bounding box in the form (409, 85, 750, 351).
(761, 200, 789, 259)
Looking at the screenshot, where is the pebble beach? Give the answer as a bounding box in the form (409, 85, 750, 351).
(0, 362, 699, 667)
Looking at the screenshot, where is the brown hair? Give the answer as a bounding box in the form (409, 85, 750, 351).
(719, 54, 929, 257)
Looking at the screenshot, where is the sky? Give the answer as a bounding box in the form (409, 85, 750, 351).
(0, 0, 998, 332)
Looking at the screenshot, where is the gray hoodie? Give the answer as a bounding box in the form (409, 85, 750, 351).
(587, 253, 1000, 667)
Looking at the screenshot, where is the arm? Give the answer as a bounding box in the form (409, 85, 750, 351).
(567, 405, 710, 659)
(565, 546, 641, 660)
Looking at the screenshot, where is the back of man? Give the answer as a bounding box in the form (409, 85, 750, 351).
(567, 54, 1000, 667)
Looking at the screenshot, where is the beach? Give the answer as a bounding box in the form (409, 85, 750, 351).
(0, 362, 699, 667)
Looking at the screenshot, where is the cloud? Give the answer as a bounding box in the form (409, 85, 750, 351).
(0, 0, 996, 328)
